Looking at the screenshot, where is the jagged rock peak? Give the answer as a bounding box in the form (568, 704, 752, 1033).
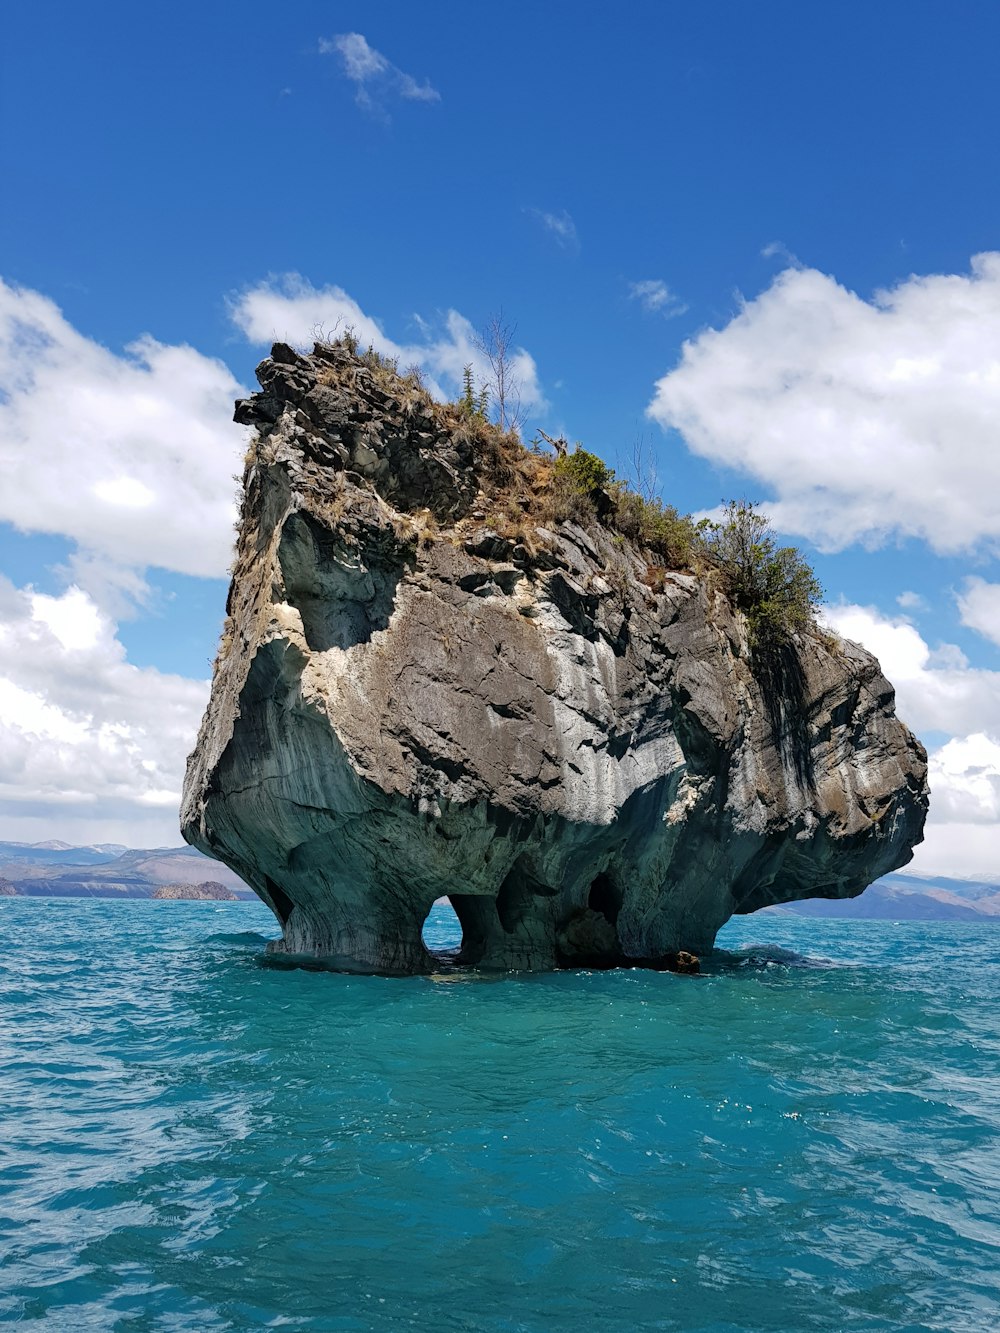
(181, 341, 929, 974)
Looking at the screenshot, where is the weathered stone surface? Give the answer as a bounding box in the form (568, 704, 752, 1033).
(181, 344, 929, 974)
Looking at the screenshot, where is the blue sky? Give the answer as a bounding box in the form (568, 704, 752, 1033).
(1, 0, 998, 874)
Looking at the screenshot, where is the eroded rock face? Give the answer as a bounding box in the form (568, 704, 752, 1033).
(181, 343, 929, 974)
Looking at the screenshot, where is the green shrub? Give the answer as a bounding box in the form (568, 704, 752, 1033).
(553, 446, 613, 494)
(703, 501, 822, 643)
(547, 474, 594, 524)
(456, 364, 490, 420)
(545, 447, 614, 524)
(361, 343, 398, 374)
(611, 488, 698, 568)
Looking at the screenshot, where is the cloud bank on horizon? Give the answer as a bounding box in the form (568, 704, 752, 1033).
(0, 258, 998, 879)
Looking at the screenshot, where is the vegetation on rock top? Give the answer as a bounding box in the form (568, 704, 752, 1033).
(280, 334, 824, 647)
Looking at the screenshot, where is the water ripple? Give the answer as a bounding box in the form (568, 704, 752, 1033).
(1, 899, 1000, 1330)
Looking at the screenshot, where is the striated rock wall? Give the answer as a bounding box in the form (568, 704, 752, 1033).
(181, 342, 928, 974)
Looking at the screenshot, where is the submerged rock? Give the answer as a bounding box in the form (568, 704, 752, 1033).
(181, 343, 928, 974)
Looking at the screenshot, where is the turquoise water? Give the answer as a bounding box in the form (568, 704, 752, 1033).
(2, 900, 999, 1331)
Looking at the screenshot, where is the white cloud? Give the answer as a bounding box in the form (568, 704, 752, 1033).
(761, 241, 799, 265)
(896, 590, 928, 613)
(56, 553, 154, 622)
(319, 33, 439, 116)
(0, 577, 207, 843)
(908, 730, 1000, 880)
(526, 208, 579, 252)
(628, 279, 688, 318)
(230, 273, 546, 416)
(92, 477, 155, 509)
(821, 602, 1000, 736)
(0, 279, 246, 582)
(823, 601, 1000, 882)
(648, 253, 1000, 554)
(30, 586, 103, 652)
(0, 274, 544, 595)
(957, 576, 1000, 649)
(927, 733, 1000, 825)
(905, 823, 1000, 881)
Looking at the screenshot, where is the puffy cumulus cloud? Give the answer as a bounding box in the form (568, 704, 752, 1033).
(823, 601, 1000, 881)
(0, 577, 207, 844)
(0, 279, 247, 582)
(957, 576, 1000, 648)
(648, 253, 1000, 554)
(230, 274, 546, 417)
(821, 602, 1000, 736)
(319, 33, 439, 118)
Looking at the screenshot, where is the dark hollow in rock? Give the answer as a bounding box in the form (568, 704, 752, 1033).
(181, 343, 929, 975)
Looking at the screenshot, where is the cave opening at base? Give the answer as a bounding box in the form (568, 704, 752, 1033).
(264, 875, 294, 927)
(588, 872, 622, 925)
(420, 896, 463, 958)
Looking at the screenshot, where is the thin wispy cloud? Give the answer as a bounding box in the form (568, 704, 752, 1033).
(319, 33, 439, 118)
(761, 240, 800, 266)
(526, 208, 579, 252)
(628, 279, 688, 318)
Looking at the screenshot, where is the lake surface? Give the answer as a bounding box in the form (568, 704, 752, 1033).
(1, 898, 999, 1331)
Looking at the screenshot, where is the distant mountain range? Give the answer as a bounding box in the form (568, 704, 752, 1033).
(0, 841, 255, 899)
(767, 873, 1000, 921)
(0, 841, 997, 920)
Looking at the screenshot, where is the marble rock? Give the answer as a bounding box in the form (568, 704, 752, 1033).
(181, 344, 929, 973)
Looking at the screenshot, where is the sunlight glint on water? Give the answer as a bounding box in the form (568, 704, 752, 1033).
(2, 897, 999, 1331)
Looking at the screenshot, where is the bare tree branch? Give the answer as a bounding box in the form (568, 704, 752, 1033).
(476, 309, 523, 432)
(536, 428, 568, 457)
(629, 432, 659, 503)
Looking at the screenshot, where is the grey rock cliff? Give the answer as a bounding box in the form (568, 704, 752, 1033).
(181, 343, 928, 974)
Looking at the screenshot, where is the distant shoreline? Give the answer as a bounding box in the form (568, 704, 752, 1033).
(0, 885, 258, 901)
(2, 840, 999, 920)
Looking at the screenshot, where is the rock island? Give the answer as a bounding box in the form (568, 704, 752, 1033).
(181, 340, 928, 973)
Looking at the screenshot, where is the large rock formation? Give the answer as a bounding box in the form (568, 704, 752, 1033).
(181, 342, 928, 974)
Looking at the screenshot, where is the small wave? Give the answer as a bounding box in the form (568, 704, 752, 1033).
(713, 944, 842, 971)
(204, 931, 271, 947)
